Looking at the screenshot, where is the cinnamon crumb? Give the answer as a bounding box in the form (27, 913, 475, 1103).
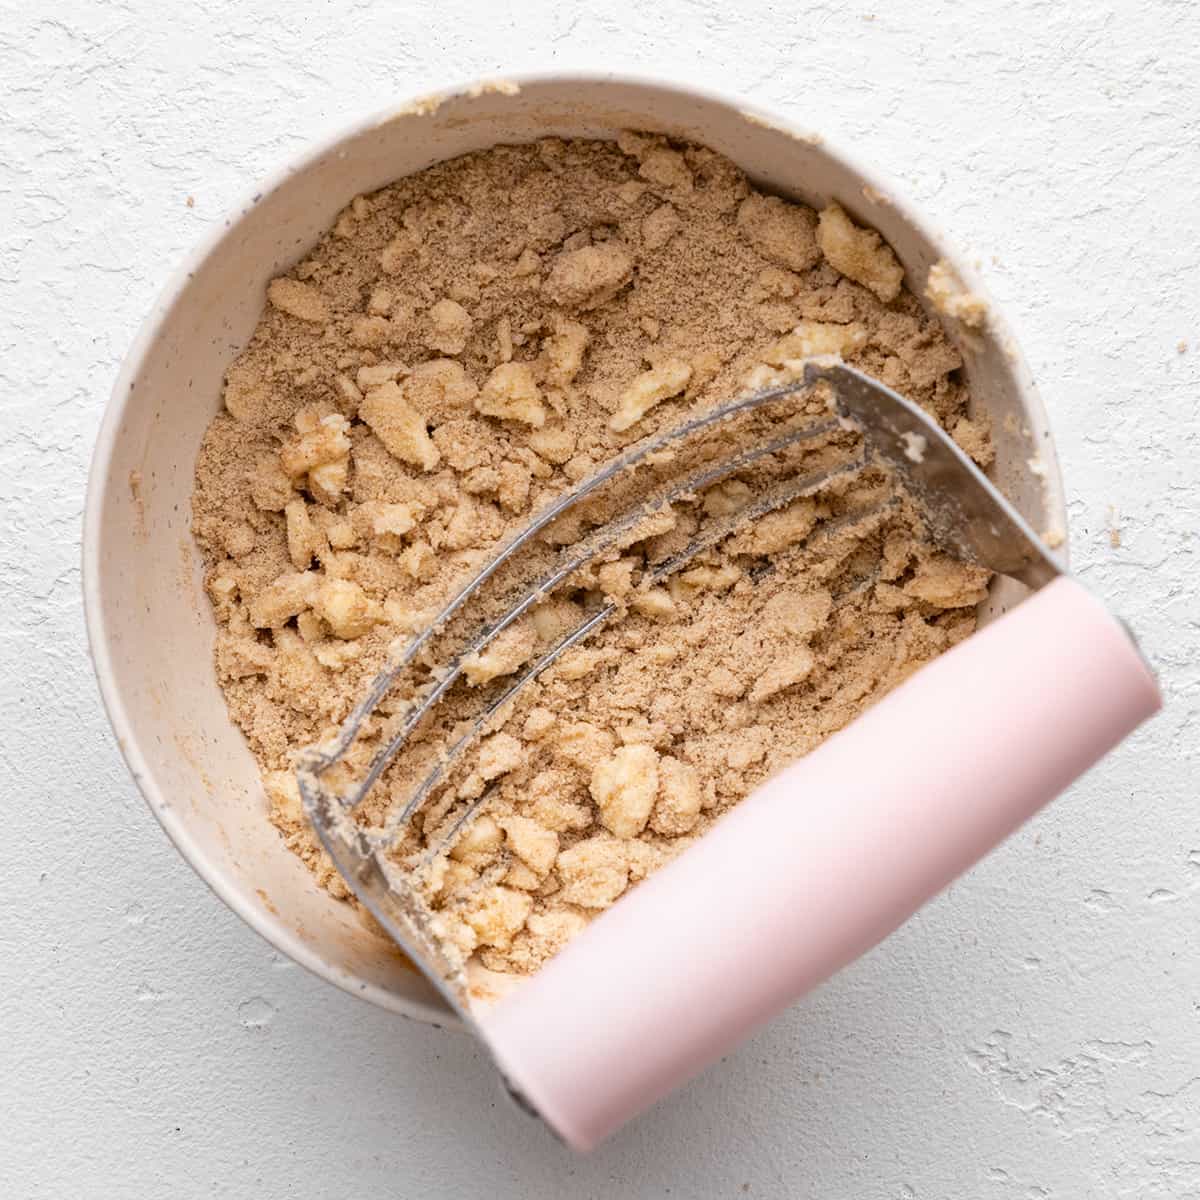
(193, 133, 984, 976)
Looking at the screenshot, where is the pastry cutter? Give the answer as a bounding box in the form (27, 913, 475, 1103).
(298, 360, 1160, 1150)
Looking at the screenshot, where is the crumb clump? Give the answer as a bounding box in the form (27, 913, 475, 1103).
(816, 202, 904, 302)
(925, 260, 988, 329)
(193, 133, 992, 978)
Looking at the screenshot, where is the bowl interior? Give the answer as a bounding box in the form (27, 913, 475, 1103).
(86, 76, 1066, 1022)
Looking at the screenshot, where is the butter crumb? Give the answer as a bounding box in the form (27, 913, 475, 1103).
(267, 278, 329, 323)
(590, 745, 659, 838)
(925, 260, 988, 329)
(610, 360, 692, 432)
(816, 202, 903, 302)
(467, 78, 521, 97)
(360, 381, 440, 470)
(476, 361, 546, 427)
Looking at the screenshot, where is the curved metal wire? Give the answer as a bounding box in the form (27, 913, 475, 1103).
(299, 380, 834, 775)
(370, 455, 868, 854)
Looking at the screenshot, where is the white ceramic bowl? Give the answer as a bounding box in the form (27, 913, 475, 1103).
(84, 74, 1067, 1024)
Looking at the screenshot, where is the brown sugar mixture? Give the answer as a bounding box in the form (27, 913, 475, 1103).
(193, 132, 993, 977)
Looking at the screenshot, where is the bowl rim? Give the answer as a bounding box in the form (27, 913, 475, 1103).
(82, 69, 1068, 1024)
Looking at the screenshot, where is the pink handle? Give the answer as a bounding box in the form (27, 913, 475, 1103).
(480, 576, 1161, 1150)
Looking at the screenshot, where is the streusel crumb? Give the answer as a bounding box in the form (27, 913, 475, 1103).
(193, 134, 991, 976)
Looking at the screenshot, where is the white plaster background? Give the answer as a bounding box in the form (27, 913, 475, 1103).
(2, 1, 1197, 1196)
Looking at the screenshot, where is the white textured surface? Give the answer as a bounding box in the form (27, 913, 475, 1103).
(2, 1, 1197, 1195)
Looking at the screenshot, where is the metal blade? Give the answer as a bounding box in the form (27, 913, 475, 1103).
(804, 360, 1061, 589)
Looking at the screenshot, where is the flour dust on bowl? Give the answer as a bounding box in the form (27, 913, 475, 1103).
(82, 72, 1152, 1142)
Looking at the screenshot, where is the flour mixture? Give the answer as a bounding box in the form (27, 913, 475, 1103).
(192, 132, 991, 975)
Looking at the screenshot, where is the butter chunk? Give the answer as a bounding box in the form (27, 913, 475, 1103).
(610, 359, 692, 432)
(359, 380, 440, 471)
(590, 744, 659, 838)
(477, 732, 524, 781)
(403, 359, 479, 421)
(952, 416, 995, 467)
(355, 362, 407, 392)
(248, 571, 320, 629)
(267, 277, 329, 323)
(349, 315, 391, 347)
(597, 558, 636, 601)
(500, 816, 559, 877)
(903, 555, 990, 608)
(631, 587, 676, 619)
(642, 203, 681, 250)
(731, 497, 817, 555)
(638, 147, 693, 192)
(749, 643, 816, 703)
(702, 478, 753, 517)
(449, 814, 502, 867)
(284, 499, 321, 570)
(816, 202, 904, 302)
(736, 194, 820, 272)
(263, 770, 305, 826)
(668, 564, 740, 601)
(461, 622, 536, 685)
(925, 260, 987, 329)
(555, 721, 616, 771)
(525, 768, 591, 832)
(529, 424, 577, 465)
(223, 377, 274, 424)
(314, 578, 379, 639)
(519, 907, 588, 956)
(544, 242, 634, 311)
(216, 633, 274, 681)
(650, 756, 702, 835)
(424, 298, 473, 355)
(475, 361, 546, 427)
(307, 458, 347, 507)
(352, 500, 424, 548)
(280, 413, 351, 479)
(764, 320, 867, 364)
(542, 318, 590, 386)
(760, 589, 832, 638)
(556, 836, 629, 908)
(464, 886, 534, 951)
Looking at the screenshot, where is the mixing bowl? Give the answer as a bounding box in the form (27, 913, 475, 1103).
(84, 73, 1067, 1024)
